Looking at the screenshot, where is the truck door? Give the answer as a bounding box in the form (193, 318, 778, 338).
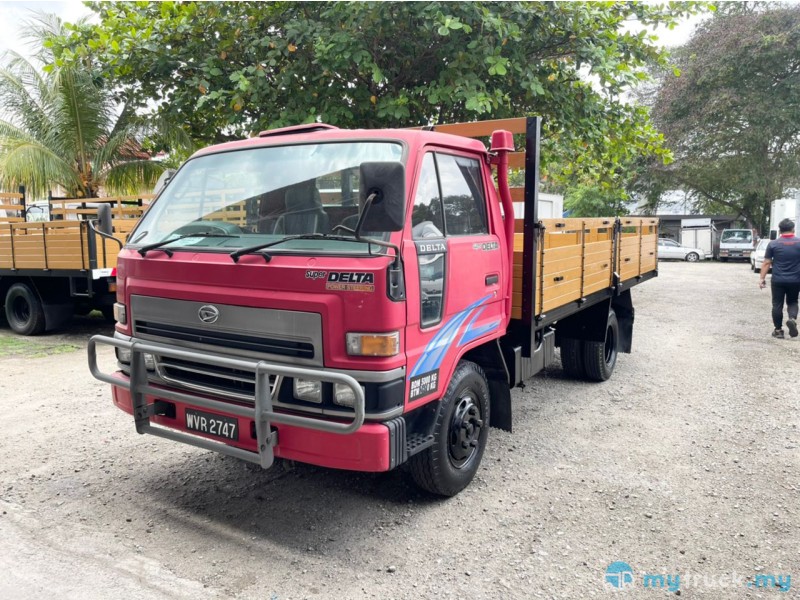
(405, 150, 504, 405)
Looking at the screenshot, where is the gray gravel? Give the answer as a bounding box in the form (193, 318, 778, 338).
(0, 260, 798, 599)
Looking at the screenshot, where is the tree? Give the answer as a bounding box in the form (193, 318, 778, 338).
(564, 184, 629, 218)
(0, 14, 191, 199)
(54, 2, 702, 189)
(642, 4, 800, 233)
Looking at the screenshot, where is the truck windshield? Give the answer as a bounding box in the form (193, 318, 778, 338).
(721, 230, 752, 244)
(130, 142, 403, 253)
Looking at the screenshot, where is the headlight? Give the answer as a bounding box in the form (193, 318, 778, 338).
(346, 331, 400, 357)
(333, 383, 365, 408)
(293, 379, 322, 403)
(115, 348, 155, 370)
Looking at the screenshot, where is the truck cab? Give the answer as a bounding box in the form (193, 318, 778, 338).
(716, 228, 755, 261)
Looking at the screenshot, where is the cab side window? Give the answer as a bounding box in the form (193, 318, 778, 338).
(436, 154, 487, 236)
(411, 153, 444, 239)
(412, 153, 445, 326)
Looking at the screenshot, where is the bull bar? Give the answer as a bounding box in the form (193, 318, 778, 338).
(88, 335, 365, 469)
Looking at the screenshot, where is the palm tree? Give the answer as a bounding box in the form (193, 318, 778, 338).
(0, 14, 191, 199)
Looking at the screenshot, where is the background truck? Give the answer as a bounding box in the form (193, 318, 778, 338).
(0, 191, 151, 334)
(680, 217, 714, 256)
(769, 197, 800, 239)
(716, 228, 755, 261)
(88, 117, 658, 496)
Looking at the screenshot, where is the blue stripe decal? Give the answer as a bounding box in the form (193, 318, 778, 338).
(459, 308, 501, 347)
(410, 294, 493, 378)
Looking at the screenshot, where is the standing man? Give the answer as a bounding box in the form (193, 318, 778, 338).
(760, 218, 800, 338)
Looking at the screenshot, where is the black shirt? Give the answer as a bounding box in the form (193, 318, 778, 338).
(766, 235, 800, 283)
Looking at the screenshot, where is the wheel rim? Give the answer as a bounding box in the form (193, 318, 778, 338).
(448, 393, 484, 469)
(687, 253, 698, 262)
(604, 324, 617, 366)
(11, 295, 31, 324)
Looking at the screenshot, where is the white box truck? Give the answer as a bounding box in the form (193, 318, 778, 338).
(769, 197, 800, 239)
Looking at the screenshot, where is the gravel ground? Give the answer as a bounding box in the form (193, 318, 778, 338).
(0, 261, 798, 599)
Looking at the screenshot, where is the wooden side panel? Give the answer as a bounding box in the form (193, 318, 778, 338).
(511, 217, 657, 320)
(0, 193, 25, 224)
(0, 210, 145, 271)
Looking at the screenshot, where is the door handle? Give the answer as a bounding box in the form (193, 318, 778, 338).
(485, 274, 499, 286)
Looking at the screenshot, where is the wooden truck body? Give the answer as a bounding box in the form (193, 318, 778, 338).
(0, 193, 150, 334)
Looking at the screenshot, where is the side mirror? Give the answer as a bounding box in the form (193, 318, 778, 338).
(96, 203, 113, 235)
(358, 162, 405, 232)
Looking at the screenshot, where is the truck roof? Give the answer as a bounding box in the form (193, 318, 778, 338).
(192, 124, 490, 159)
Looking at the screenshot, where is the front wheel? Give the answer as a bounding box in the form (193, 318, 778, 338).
(685, 252, 700, 263)
(409, 361, 490, 496)
(582, 309, 619, 382)
(5, 283, 46, 335)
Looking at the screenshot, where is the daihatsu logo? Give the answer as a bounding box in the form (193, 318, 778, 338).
(198, 305, 220, 324)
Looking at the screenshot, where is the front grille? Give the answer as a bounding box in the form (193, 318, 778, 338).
(156, 356, 276, 401)
(135, 320, 314, 359)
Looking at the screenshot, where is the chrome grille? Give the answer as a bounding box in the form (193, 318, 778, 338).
(136, 321, 314, 359)
(155, 356, 277, 401)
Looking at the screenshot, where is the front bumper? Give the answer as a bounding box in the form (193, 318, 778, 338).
(89, 335, 397, 472)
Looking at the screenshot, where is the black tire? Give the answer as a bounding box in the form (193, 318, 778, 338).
(5, 283, 46, 336)
(100, 305, 116, 322)
(582, 309, 619, 382)
(685, 252, 700, 262)
(560, 337, 585, 379)
(409, 361, 490, 496)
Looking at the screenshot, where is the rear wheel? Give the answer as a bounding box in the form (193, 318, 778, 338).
(582, 309, 619, 382)
(560, 337, 585, 378)
(409, 361, 490, 497)
(685, 252, 700, 262)
(5, 283, 46, 336)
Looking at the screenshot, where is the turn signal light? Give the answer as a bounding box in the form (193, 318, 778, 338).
(346, 332, 400, 357)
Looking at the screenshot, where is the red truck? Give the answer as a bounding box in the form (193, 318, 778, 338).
(89, 117, 657, 496)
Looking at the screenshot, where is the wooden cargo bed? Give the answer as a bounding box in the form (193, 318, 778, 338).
(0, 195, 151, 273)
(511, 216, 658, 320)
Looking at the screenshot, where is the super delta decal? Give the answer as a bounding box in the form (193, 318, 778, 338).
(325, 272, 375, 292)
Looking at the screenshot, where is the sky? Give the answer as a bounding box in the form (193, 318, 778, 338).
(0, 1, 708, 59)
(0, 0, 95, 58)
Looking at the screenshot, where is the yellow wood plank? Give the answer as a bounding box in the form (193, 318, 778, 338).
(541, 244, 582, 261)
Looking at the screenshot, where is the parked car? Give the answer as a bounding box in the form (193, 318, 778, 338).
(657, 238, 706, 262)
(751, 238, 770, 272)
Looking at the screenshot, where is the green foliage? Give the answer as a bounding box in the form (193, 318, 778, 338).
(642, 4, 800, 232)
(0, 14, 193, 198)
(54, 1, 702, 188)
(0, 334, 79, 358)
(564, 184, 629, 218)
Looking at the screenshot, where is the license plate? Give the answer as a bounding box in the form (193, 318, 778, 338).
(185, 409, 239, 441)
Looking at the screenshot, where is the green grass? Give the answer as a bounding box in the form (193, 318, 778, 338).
(0, 335, 80, 358)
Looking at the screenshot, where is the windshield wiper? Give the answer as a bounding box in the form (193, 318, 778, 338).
(137, 232, 238, 257)
(229, 233, 374, 263)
